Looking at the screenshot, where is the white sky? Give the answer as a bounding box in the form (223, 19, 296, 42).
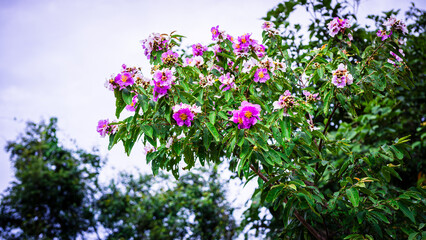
(0, 0, 425, 234)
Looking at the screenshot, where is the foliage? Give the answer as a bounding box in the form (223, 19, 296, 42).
(0, 118, 103, 239)
(97, 167, 237, 239)
(100, 1, 426, 239)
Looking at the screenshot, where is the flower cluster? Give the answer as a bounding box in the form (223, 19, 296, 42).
(172, 103, 201, 127)
(152, 68, 176, 101)
(273, 90, 295, 115)
(233, 33, 265, 58)
(125, 94, 138, 112)
(303, 90, 321, 102)
(231, 101, 261, 129)
(97, 119, 117, 137)
(161, 50, 179, 65)
(331, 63, 353, 88)
(383, 17, 408, 35)
(198, 74, 215, 88)
(327, 17, 351, 37)
(141, 33, 169, 59)
(219, 73, 236, 91)
(192, 43, 208, 56)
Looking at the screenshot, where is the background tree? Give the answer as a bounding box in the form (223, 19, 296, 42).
(0, 118, 103, 239)
(97, 167, 238, 240)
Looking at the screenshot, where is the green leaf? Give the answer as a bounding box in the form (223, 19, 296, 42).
(266, 185, 284, 203)
(114, 89, 126, 118)
(370, 211, 390, 224)
(338, 160, 350, 177)
(209, 111, 217, 125)
(122, 88, 133, 105)
(346, 188, 360, 207)
(206, 122, 220, 142)
(272, 127, 284, 146)
(203, 128, 212, 149)
(281, 117, 291, 140)
(398, 202, 416, 223)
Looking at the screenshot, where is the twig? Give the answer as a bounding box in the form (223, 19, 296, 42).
(318, 103, 339, 151)
(249, 164, 326, 240)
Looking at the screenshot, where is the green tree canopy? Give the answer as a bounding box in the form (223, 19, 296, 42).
(0, 118, 103, 239)
(97, 167, 238, 239)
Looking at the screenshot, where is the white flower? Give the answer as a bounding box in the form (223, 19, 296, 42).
(166, 137, 173, 148)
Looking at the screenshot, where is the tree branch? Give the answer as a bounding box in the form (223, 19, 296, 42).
(249, 164, 326, 240)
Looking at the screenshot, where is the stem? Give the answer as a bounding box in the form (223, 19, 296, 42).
(249, 164, 326, 240)
(359, 40, 386, 74)
(318, 103, 339, 151)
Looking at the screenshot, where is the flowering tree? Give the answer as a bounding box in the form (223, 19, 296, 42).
(98, 3, 425, 239)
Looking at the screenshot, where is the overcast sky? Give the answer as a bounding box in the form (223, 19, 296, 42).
(0, 0, 425, 227)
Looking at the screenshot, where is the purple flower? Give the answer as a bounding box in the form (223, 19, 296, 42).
(152, 69, 175, 101)
(255, 44, 266, 58)
(161, 50, 179, 65)
(377, 30, 392, 41)
(125, 95, 138, 112)
(262, 21, 273, 30)
(254, 68, 270, 83)
(192, 43, 207, 56)
(114, 72, 134, 89)
(327, 17, 351, 37)
(227, 34, 235, 42)
(173, 107, 194, 127)
(331, 63, 353, 88)
(211, 25, 220, 40)
(97, 119, 117, 137)
(388, 49, 405, 65)
(219, 73, 235, 91)
(303, 90, 321, 102)
(231, 101, 261, 129)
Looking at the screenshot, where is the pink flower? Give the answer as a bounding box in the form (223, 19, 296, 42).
(141, 33, 169, 59)
(383, 17, 408, 35)
(96, 119, 117, 137)
(327, 17, 351, 37)
(262, 21, 273, 30)
(219, 73, 235, 91)
(125, 95, 138, 112)
(211, 25, 220, 40)
(198, 74, 215, 88)
(161, 50, 179, 65)
(143, 142, 156, 154)
(388, 49, 405, 65)
(331, 63, 353, 88)
(172, 103, 200, 127)
(192, 43, 207, 56)
(231, 101, 261, 129)
(114, 72, 134, 89)
(254, 68, 270, 83)
(152, 69, 175, 101)
(377, 30, 392, 41)
(303, 90, 321, 102)
(273, 90, 295, 115)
